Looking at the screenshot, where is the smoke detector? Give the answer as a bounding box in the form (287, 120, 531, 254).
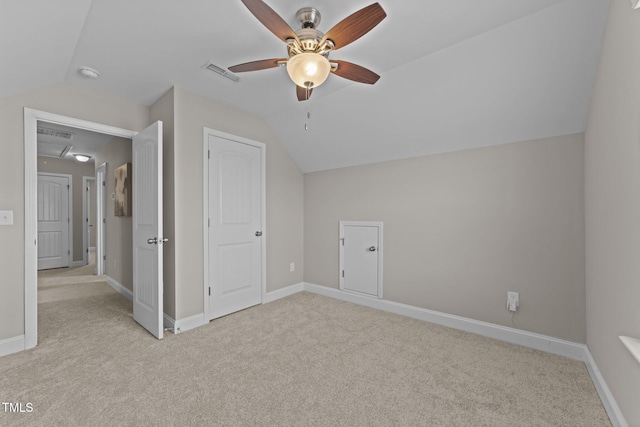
(79, 66, 100, 79)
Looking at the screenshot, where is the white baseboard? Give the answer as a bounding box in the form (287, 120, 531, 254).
(106, 277, 205, 335)
(163, 312, 206, 334)
(0, 335, 25, 358)
(106, 276, 133, 301)
(303, 283, 586, 360)
(71, 261, 84, 268)
(302, 282, 626, 426)
(584, 350, 628, 427)
(264, 282, 305, 303)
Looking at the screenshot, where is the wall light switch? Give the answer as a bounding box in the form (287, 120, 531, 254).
(0, 210, 14, 225)
(290, 262, 295, 272)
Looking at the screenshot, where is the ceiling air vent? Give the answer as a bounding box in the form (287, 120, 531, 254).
(37, 126, 74, 140)
(202, 61, 240, 83)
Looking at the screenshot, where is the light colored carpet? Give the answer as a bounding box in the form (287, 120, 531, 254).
(1, 279, 611, 426)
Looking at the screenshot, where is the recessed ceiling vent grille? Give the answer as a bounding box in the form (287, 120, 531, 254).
(202, 61, 240, 83)
(37, 127, 74, 140)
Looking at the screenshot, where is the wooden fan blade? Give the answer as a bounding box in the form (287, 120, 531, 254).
(228, 58, 286, 73)
(241, 0, 299, 43)
(296, 85, 313, 101)
(321, 3, 386, 50)
(331, 60, 380, 84)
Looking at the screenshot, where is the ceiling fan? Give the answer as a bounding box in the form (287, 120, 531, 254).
(229, 0, 387, 101)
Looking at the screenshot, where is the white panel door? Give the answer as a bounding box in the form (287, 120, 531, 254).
(209, 135, 263, 319)
(132, 122, 164, 339)
(340, 222, 383, 297)
(37, 174, 71, 270)
(95, 163, 107, 276)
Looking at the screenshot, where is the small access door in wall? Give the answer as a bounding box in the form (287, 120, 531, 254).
(339, 221, 383, 298)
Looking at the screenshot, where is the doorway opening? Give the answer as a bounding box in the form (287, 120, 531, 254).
(25, 108, 137, 349)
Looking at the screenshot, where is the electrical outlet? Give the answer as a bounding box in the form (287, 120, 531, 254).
(507, 291, 519, 312)
(290, 262, 295, 272)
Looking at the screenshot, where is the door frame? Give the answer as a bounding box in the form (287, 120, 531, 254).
(24, 108, 136, 349)
(95, 163, 107, 276)
(339, 221, 384, 299)
(37, 172, 73, 270)
(202, 127, 266, 322)
(82, 175, 95, 266)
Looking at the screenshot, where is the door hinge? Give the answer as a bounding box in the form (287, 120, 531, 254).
(341, 238, 344, 246)
(208, 150, 211, 159)
(103, 181, 106, 187)
(103, 218, 106, 223)
(86, 248, 89, 253)
(68, 217, 70, 223)
(67, 184, 70, 190)
(208, 218, 210, 228)
(342, 270, 345, 278)
(208, 287, 211, 296)
(103, 255, 106, 261)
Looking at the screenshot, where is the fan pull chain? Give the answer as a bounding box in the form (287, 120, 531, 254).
(305, 111, 311, 131)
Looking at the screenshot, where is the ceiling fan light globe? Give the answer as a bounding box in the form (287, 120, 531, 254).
(286, 53, 330, 88)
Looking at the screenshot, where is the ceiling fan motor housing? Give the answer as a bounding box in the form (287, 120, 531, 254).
(296, 7, 321, 29)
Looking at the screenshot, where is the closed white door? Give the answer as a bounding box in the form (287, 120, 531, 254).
(340, 221, 383, 297)
(37, 174, 71, 270)
(132, 121, 164, 339)
(208, 134, 263, 319)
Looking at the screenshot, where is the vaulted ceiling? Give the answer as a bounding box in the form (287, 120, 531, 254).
(2, 0, 609, 172)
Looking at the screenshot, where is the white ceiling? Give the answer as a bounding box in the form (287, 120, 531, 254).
(2, 0, 609, 172)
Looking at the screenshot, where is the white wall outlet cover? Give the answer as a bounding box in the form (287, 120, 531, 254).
(0, 210, 14, 225)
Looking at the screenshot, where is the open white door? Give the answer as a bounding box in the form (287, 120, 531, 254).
(132, 121, 164, 339)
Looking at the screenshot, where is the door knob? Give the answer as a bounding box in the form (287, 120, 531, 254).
(368, 246, 376, 252)
(147, 237, 169, 245)
(255, 231, 263, 237)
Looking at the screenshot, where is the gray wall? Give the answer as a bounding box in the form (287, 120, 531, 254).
(0, 83, 149, 341)
(172, 86, 304, 320)
(584, 0, 640, 424)
(305, 134, 585, 342)
(95, 137, 133, 291)
(37, 156, 95, 262)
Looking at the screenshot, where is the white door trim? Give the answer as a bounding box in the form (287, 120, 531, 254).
(37, 172, 73, 270)
(339, 221, 384, 299)
(82, 176, 95, 266)
(24, 108, 136, 350)
(95, 163, 107, 275)
(202, 127, 266, 322)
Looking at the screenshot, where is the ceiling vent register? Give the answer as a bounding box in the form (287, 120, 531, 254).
(37, 127, 74, 140)
(202, 61, 240, 82)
